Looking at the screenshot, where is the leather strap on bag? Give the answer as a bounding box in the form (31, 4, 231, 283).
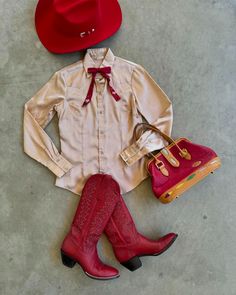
(133, 122, 174, 145)
(133, 123, 191, 159)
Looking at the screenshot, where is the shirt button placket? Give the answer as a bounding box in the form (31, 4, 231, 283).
(97, 83, 106, 174)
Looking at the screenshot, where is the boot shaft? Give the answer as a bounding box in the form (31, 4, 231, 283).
(62, 174, 120, 253)
(61, 174, 121, 279)
(105, 194, 139, 246)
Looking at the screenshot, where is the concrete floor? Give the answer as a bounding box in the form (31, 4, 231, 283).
(0, 0, 236, 294)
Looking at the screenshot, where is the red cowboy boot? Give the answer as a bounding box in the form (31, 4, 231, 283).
(61, 174, 120, 280)
(105, 190, 178, 271)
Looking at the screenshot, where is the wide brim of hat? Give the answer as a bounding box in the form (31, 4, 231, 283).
(35, 0, 122, 54)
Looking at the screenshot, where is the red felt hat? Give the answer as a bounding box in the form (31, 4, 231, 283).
(35, 0, 122, 54)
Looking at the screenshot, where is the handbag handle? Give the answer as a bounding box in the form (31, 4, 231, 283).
(133, 122, 174, 145)
(133, 122, 190, 159)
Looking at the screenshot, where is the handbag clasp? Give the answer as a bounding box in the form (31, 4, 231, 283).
(155, 160, 169, 177)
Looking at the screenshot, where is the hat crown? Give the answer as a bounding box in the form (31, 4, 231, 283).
(53, 0, 100, 36)
(35, 0, 122, 53)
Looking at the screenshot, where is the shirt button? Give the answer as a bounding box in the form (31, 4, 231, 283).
(99, 110, 103, 114)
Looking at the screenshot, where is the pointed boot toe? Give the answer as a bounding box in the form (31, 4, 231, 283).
(153, 233, 178, 256)
(85, 264, 120, 280)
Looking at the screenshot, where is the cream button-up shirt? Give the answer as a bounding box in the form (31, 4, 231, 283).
(23, 48, 173, 195)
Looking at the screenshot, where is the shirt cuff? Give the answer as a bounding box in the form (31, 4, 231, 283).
(120, 142, 150, 166)
(120, 133, 168, 166)
(47, 155, 73, 177)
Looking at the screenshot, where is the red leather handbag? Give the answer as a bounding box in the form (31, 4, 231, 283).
(134, 123, 221, 204)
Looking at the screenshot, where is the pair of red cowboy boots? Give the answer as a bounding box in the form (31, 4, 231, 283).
(61, 174, 178, 280)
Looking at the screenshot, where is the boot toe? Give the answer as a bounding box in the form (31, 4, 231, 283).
(86, 265, 119, 280)
(153, 232, 178, 256)
(163, 233, 178, 244)
(100, 265, 120, 278)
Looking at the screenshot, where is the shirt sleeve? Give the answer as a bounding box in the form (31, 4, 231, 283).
(23, 71, 73, 177)
(120, 65, 173, 165)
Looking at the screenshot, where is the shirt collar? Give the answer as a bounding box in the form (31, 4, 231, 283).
(83, 48, 115, 76)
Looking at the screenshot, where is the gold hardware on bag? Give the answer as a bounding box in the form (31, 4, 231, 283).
(179, 148, 191, 160)
(155, 160, 169, 177)
(192, 161, 201, 167)
(161, 148, 180, 167)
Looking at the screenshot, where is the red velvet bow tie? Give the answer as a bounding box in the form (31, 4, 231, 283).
(83, 67, 121, 107)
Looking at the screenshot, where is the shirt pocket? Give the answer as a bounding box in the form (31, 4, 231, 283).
(66, 86, 85, 120)
(116, 82, 131, 112)
(119, 85, 141, 122)
(118, 83, 142, 150)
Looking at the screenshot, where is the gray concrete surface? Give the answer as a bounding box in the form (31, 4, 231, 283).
(0, 0, 236, 294)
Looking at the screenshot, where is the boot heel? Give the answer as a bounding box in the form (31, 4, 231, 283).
(121, 256, 142, 271)
(61, 251, 76, 268)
